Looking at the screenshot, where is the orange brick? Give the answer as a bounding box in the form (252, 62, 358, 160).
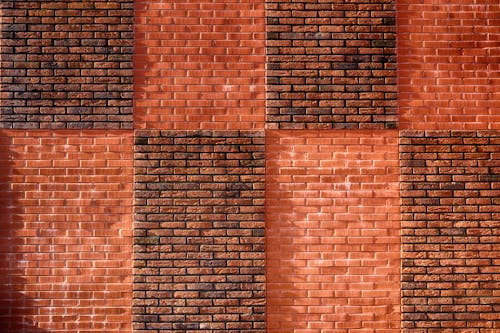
(0, 130, 133, 332)
(134, 0, 266, 130)
(266, 129, 400, 333)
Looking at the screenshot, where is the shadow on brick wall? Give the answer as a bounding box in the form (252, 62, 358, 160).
(0, 134, 48, 333)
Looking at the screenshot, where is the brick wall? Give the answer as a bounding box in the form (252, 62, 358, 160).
(1, 0, 499, 332)
(401, 130, 500, 331)
(0, 130, 133, 332)
(398, 0, 500, 130)
(134, 0, 266, 130)
(266, 0, 397, 129)
(0, 0, 133, 129)
(133, 130, 266, 332)
(266, 130, 400, 332)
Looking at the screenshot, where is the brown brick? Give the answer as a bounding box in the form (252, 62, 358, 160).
(0, 0, 133, 129)
(133, 130, 265, 332)
(401, 130, 500, 331)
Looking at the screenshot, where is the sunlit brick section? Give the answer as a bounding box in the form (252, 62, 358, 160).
(398, 0, 500, 130)
(134, 0, 266, 130)
(266, 130, 400, 332)
(0, 130, 133, 332)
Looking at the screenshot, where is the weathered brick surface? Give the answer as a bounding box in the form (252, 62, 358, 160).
(134, 0, 266, 130)
(398, 0, 500, 130)
(133, 130, 266, 332)
(0, 130, 133, 332)
(266, 0, 397, 129)
(266, 130, 401, 332)
(400, 130, 500, 331)
(0, 0, 133, 129)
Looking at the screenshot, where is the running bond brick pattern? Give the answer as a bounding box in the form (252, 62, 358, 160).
(266, 0, 397, 129)
(400, 130, 500, 331)
(398, 0, 500, 130)
(134, 130, 266, 332)
(0, 0, 133, 129)
(266, 130, 400, 332)
(0, 130, 133, 332)
(134, 0, 266, 130)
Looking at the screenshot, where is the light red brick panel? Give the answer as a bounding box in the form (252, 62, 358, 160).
(134, 0, 266, 130)
(398, 0, 500, 130)
(266, 129, 401, 332)
(0, 130, 133, 332)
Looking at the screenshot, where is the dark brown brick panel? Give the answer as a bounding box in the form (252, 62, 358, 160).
(0, 0, 133, 129)
(266, 0, 397, 129)
(133, 130, 266, 332)
(400, 130, 500, 331)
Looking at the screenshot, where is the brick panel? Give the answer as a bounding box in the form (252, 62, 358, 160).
(134, 130, 266, 332)
(266, 0, 397, 129)
(398, 0, 500, 130)
(400, 130, 500, 331)
(0, 130, 133, 332)
(266, 130, 400, 332)
(134, 0, 266, 130)
(0, 0, 133, 129)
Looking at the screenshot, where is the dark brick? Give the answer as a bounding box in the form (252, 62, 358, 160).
(266, 0, 396, 128)
(0, 0, 133, 129)
(134, 130, 266, 332)
(400, 130, 500, 331)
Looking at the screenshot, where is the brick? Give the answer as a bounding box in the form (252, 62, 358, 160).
(266, 129, 400, 333)
(398, 0, 500, 130)
(267, 0, 397, 128)
(0, 1, 133, 129)
(134, 0, 266, 130)
(400, 130, 500, 331)
(0, 129, 133, 331)
(133, 130, 265, 332)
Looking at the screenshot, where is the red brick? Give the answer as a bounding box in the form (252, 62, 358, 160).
(0, 129, 133, 331)
(134, 0, 265, 130)
(398, 0, 500, 130)
(266, 129, 400, 333)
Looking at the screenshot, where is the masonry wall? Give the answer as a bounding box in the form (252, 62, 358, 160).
(0, 0, 133, 129)
(133, 0, 266, 130)
(398, 0, 500, 130)
(0, 0, 499, 332)
(0, 131, 133, 332)
(401, 130, 500, 331)
(266, 130, 400, 332)
(266, 0, 397, 129)
(133, 131, 266, 332)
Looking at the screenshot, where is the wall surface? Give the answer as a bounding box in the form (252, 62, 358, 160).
(0, 0, 499, 332)
(266, 0, 397, 130)
(0, 0, 134, 129)
(266, 130, 400, 332)
(0, 131, 133, 332)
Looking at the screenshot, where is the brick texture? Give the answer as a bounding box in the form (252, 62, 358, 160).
(266, 0, 397, 129)
(133, 130, 266, 332)
(266, 130, 400, 332)
(134, 0, 266, 130)
(0, 130, 133, 332)
(0, 0, 133, 129)
(400, 130, 500, 331)
(398, 0, 500, 130)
